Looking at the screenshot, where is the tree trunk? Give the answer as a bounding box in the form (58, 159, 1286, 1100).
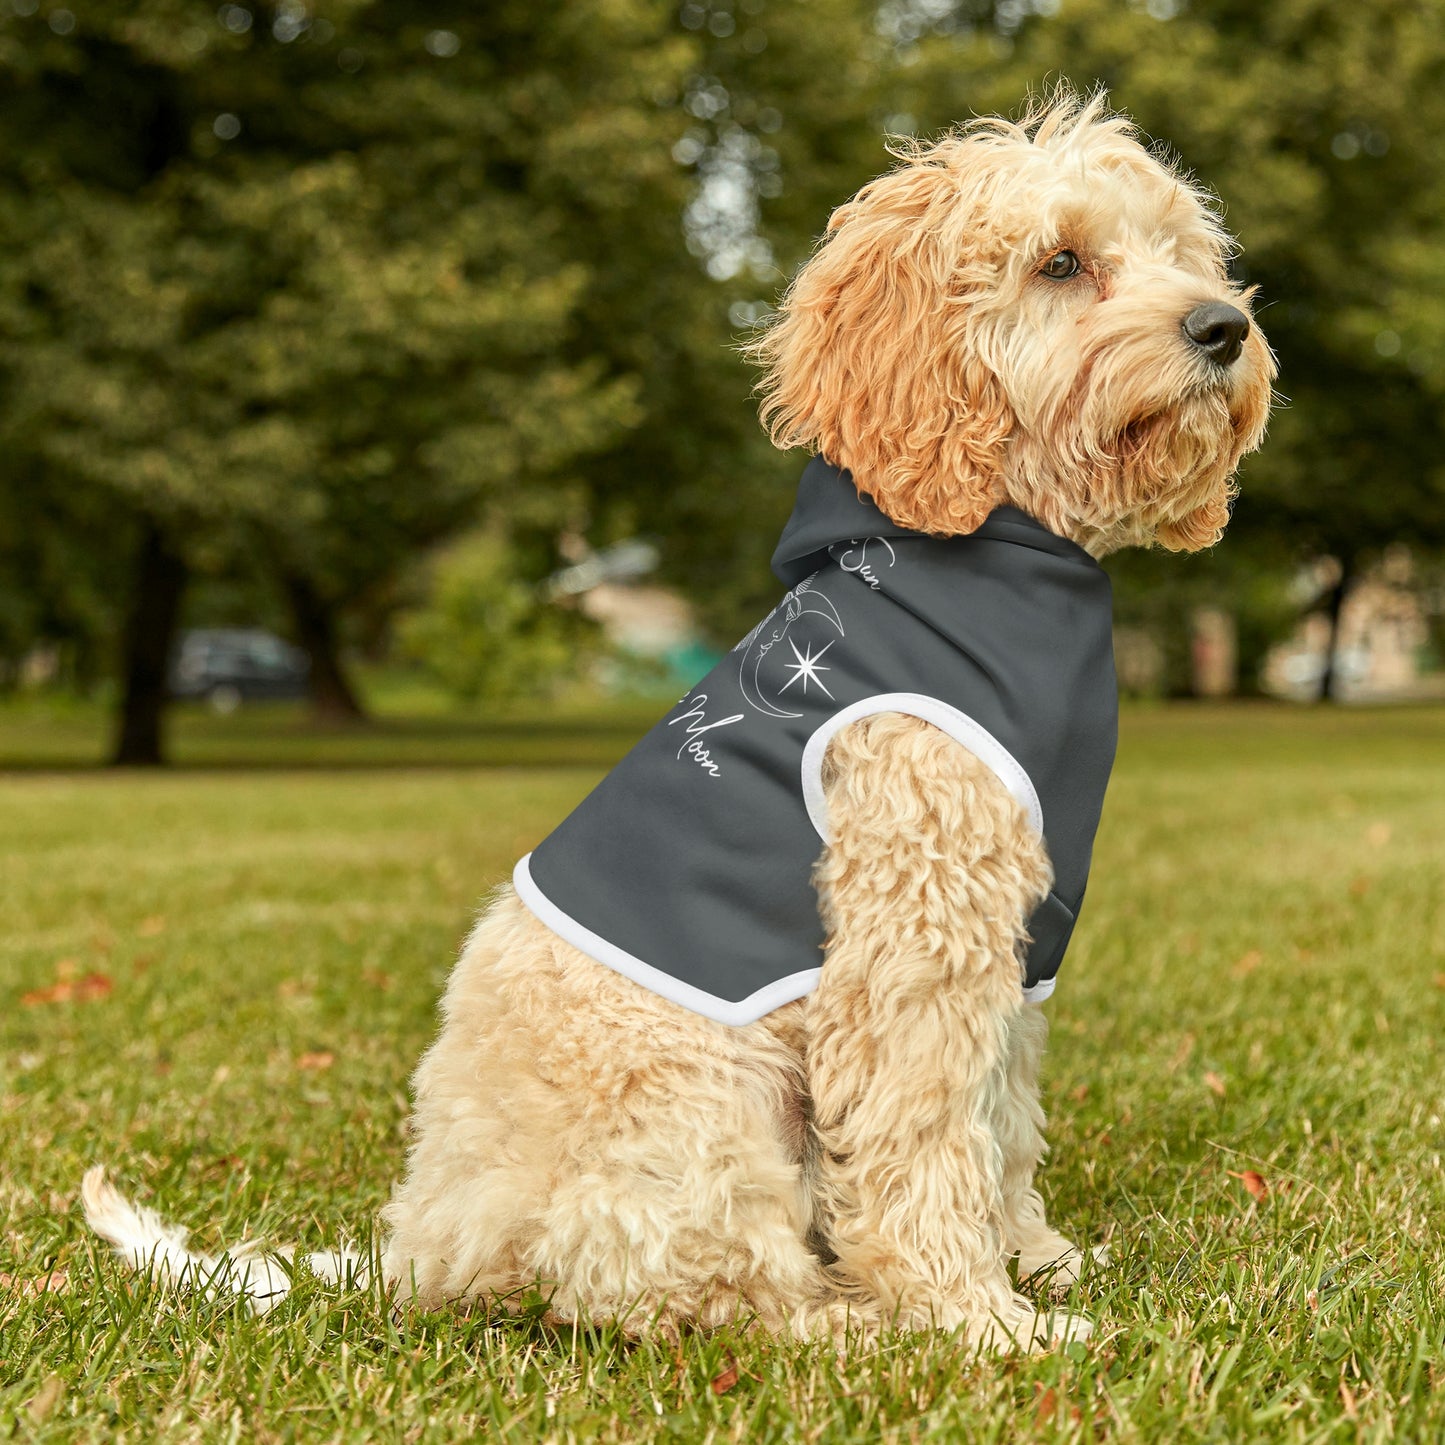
(111, 522, 187, 766)
(1317, 554, 1355, 703)
(283, 572, 366, 724)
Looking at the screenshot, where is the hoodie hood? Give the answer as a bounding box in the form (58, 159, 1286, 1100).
(771, 456, 1099, 586)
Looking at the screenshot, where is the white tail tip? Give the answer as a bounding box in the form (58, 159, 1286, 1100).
(81, 1166, 368, 1315)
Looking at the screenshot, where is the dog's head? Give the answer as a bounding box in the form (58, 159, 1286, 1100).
(750, 89, 1275, 554)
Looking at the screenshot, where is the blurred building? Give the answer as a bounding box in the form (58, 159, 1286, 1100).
(1262, 551, 1439, 701)
(548, 540, 720, 691)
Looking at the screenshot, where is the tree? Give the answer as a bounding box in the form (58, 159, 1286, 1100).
(0, 1, 695, 758)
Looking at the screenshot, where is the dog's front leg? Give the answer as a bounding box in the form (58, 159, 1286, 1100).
(805, 712, 1088, 1350)
(994, 1003, 1097, 1290)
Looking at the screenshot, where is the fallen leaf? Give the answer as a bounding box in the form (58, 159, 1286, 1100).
(138, 915, 167, 937)
(296, 1051, 335, 1072)
(710, 1358, 740, 1395)
(361, 968, 394, 991)
(1070, 1083, 1089, 1103)
(1348, 876, 1372, 899)
(1364, 822, 1391, 849)
(1228, 1169, 1268, 1201)
(21, 972, 112, 1007)
(0, 1268, 69, 1298)
(1433, 973, 1445, 990)
(21, 982, 71, 1006)
(1034, 1385, 1058, 1425)
(1204, 1071, 1227, 1098)
(1232, 950, 1263, 977)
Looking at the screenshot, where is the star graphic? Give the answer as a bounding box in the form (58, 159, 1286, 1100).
(778, 637, 835, 698)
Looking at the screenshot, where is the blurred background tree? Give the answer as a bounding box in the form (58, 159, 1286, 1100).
(2, 0, 1443, 760)
(396, 530, 593, 705)
(0, 0, 690, 759)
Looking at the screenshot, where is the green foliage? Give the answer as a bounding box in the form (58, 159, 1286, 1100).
(397, 533, 593, 705)
(0, 0, 697, 670)
(4, 0, 1445, 697)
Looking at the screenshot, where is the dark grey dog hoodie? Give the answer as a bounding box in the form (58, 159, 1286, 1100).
(515, 457, 1118, 1025)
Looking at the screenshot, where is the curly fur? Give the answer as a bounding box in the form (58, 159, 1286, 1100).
(380, 715, 1086, 1349)
(85, 87, 1272, 1354)
(748, 90, 1273, 552)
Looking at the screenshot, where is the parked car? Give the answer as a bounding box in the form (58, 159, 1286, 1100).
(169, 629, 310, 712)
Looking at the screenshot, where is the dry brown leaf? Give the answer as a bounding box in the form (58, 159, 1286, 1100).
(1034, 1386, 1058, 1426)
(1232, 950, 1263, 977)
(1364, 822, 1391, 849)
(21, 972, 112, 1007)
(21, 982, 70, 1006)
(361, 969, 394, 992)
(1348, 876, 1372, 899)
(0, 1268, 69, 1298)
(296, 1051, 335, 1072)
(138, 915, 167, 937)
(710, 1358, 739, 1395)
(1432, 973, 1445, 990)
(1228, 1169, 1268, 1201)
(1204, 1071, 1227, 1098)
(1070, 1084, 1089, 1103)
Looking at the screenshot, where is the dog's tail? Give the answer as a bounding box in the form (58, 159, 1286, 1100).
(81, 1165, 368, 1315)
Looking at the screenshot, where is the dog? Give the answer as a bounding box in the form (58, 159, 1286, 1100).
(85, 89, 1273, 1351)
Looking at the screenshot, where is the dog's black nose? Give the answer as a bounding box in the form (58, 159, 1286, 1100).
(1182, 302, 1250, 367)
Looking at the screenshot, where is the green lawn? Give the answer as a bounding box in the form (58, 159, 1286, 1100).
(2, 702, 1443, 1442)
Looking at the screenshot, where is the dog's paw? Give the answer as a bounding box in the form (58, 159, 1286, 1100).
(1018, 1239, 1110, 1294)
(970, 1296, 1093, 1353)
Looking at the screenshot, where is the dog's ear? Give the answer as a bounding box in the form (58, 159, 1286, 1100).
(749, 151, 1013, 536)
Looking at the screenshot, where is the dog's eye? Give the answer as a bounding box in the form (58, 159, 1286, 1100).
(1041, 250, 1081, 280)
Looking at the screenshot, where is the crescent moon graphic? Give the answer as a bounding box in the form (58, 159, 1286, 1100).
(736, 578, 846, 719)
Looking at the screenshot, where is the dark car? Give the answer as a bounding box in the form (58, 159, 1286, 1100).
(169, 628, 310, 712)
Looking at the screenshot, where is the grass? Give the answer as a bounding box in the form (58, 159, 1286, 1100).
(1, 700, 1443, 1442)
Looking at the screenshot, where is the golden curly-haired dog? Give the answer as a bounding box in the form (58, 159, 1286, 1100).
(85, 90, 1273, 1351)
